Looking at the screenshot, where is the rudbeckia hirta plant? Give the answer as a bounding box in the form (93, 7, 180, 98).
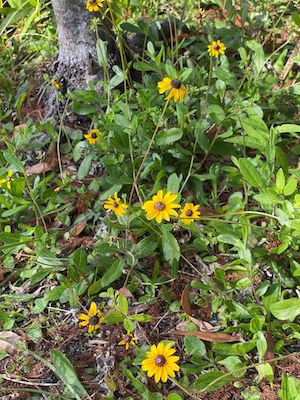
(118, 331, 137, 350)
(195, 8, 205, 20)
(142, 190, 180, 224)
(207, 40, 226, 58)
(141, 342, 180, 383)
(51, 79, 61, 90)
(104, 192, 128, 217)
(0, 169, 14, 190)
(180, 203, 201, 225)
(157, 77, 187, 103)
(86, 0, 104, 12)
(84, 129, 103, 144)
(78, 302, 103, 333)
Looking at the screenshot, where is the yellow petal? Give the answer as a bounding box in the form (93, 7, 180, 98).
(78, 313, 89, 321)
(161, 366, 168, 382)
(154, 367, 162, 383)
(88, 302, 97, 317)
(88, 324, 94, 333)
(79, 320, 89, 327)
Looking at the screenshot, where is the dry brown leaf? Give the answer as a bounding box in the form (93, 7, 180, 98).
(173, 329, 239, 343)
(26, 162, 54, 176)
(181, 284, 192, 315)
(188, 315, 221, 332)
(0, 331, 24, 354)
(71, 221, 87, 237)
(119, 287, 133, 297)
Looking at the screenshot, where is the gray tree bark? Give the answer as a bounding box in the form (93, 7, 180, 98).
(48, 0, 118, 116)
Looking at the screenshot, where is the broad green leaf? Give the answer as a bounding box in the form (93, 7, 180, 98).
(184, 335, 206, 357)
(50, 350, 87, 399)
(256, 331, 267, 361)
(135, 236, 158, 258)
(157, 128, 183, 146)
(161, 226, 180, 265)
(193, 370, 231, 392)
(254, 193, 282, 205)
(238, 158, 264, 189)
(118, 294, 128, 315)
(100, 260, 124, 288)
(283, 179, 298, 196)
(270, 298, 300, 321)
(77, 154, 93, 180)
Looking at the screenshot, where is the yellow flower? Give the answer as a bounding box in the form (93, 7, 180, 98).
(78, 302, 103, 334)
(142, 190, 180, 224)
(86, 0, 104, 12)
(179, 203, 201, 225)
(207, 40, 226, 58)
(118, 331, 137, 350)
(51, 79, 61, 90)
(84, 129, 103, 144)
(141, 342, 180, 383)
(104, 192, 128, 217)
(157, 77, 187, 103)
(195, 8, 205, 20)
(0, 169, 14, 190)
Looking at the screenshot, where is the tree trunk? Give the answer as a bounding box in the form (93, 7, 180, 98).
(48, 0, 117, 116)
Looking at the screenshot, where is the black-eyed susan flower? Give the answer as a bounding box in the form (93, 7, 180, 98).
(208, 40, 226, 58)
(78, 302, 103, 333)
(84, 129, 103, 145)
(0, 169, 14, 190)
(104, 192, 128, 217)
(51, 79, 61, 90)
(157, 77, 187, 103)
(179, 203, 201, 225)
(86, 0, 104, 12)
(142, 190, 180, 224)
(195, 8, 205, 21)
(118, 331, 137, 350)
(141, 342, 180, 383)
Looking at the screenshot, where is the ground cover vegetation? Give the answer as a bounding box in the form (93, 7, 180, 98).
(0, 0, 300, 399)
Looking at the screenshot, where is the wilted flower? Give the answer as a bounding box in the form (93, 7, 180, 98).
(104, 192, 128, 217)
(0, 169, 14, 190)
(78, 302, 103, 333)
(118, 331, 137, 350)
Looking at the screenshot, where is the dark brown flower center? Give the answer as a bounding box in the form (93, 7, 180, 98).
(196, 12, 202, 19)
(90, 0, 97, 5)
(155, 355, 166, 367)
(113, 201, 119, 208)
(89, 315, 100, 325)
(214, 45, 220, 51)
(91, 132, 97, 139)
(6, 176, 11, 182)
(154, 201, 165, 211)
(123, 335, 131, 343)
(186, 210, 193, 216)
(171, 79, 181, 89)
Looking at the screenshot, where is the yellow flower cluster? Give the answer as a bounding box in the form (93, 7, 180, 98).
(102, 190, 200, 225)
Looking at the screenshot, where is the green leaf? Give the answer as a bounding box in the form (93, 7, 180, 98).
(208, 104, 225, 124)
(283, 179, 298, 196)
(135, 236, 158, 258)
(118, 294, 128, 315)
(218, 356, 246, 378)
(100, 260, 124, 288)
(238, 158, 264, 189)
(256, 331, 267, 361)
(167, 173, 181, 193)
(77, 154, 93, 180)
(276, 169, 285, 194)
(194, 370, 231, 392)
(73, 248, 87, 272)
(129, 314, 152, 322)
(279, 373, 300, 400)
(184, 335, 206, 357)
(254, 193, 282, 205)
(161, 226, 180, 265)
(167, 394, 183, 400)
(156, 128, 183, 146)
(270, 298, 300, 321)
(50, 350, 87, 399)
(104, 311, 124, 324)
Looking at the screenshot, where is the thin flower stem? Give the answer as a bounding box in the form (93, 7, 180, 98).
(129, 99, 170, 205)
(169, 377, 198, 399)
